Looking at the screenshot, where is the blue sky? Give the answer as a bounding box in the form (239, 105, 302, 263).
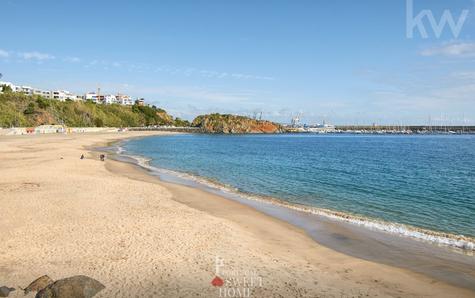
(1, 0, 475, 124)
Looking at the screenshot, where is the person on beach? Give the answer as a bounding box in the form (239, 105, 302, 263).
(100, 154, 105, 161)
(80, 154, 85, 160)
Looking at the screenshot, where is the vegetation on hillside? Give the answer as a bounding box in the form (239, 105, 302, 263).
(192, 113, 282, 133)
(0, 92, 188, 128)
(0, 92, 282, 133)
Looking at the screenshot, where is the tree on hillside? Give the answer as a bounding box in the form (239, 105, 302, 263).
(36, 97, 50, 109)
(174, 117, 190, 127)
(24, 103, 35, 115)
(1, 84, 13, 93)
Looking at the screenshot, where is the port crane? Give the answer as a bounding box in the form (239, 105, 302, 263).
(291, 113, 302, 127)
(252, 110, 263, 121)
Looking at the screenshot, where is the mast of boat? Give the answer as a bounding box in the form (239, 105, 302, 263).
(445, 114, 447, 133)
(428, 114, 432, 133)
(462, 113, 465, 134)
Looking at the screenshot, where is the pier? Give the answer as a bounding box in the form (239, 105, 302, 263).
(333, 125, 475, 134)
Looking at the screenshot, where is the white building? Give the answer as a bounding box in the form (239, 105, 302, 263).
(52, 90, 80, 101)
(44, 91, 53, 99)
(19, 86, 34, 95)
(116, 94, 134, 105)
(33, 89, 52, 99)
(136, 98, 145, 106)
(52, 90, 67, 101)
(71, 94, 82, 101)
(102, 94, 118, 104)
(1, 80, 139, 105)
(84, 92, 99, 103)
(0, 81, 54, 99)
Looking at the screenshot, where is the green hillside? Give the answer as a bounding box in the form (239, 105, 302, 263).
(0, 92, 189, 128)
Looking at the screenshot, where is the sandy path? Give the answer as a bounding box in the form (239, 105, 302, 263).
(0, 132, 473, 297)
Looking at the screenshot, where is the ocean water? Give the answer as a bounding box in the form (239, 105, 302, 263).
(121, 134, 475, 248)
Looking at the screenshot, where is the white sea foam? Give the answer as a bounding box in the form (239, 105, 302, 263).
(115, 146, 125, 154)
(263, 200, 475, 251)
(119, 150, 475, 253)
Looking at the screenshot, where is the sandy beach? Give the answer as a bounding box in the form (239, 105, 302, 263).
(0, 131, 473, 298)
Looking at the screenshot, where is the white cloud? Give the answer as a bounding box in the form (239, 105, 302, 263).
(420, 42, 475, 58)
(64, 56, 80, 63)
(0, 49, 9, 58)
(19, 51, 55, 61)
(155, 66, 275, 81)
(86, 60, 98, 67)
(450, 71, 475, 80)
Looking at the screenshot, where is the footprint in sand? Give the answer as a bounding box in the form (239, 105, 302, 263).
(0, 182, 40, 192)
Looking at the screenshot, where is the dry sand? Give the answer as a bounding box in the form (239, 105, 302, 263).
(0, 131, 473, 297)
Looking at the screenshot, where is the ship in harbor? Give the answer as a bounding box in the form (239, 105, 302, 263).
(285, 114, 336, 133)
(305, 121, 336, 133)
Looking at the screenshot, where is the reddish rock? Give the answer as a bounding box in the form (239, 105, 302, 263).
(192, 113, 282, 134)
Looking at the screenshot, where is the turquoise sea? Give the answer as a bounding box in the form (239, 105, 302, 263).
(121, 134, 475, 249)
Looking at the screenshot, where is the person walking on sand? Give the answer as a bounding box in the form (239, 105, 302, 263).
(80, 154, 85, 160)
(100, 154, 105, 161)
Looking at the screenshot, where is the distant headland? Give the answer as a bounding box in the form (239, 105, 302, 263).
(1, 81, 474, 135)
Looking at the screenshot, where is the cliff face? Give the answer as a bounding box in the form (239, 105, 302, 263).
(192, 113, 282, 134)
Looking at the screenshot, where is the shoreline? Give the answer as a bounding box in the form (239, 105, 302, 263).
(114, 139, 475, 253)
(1, 131, 474, 297)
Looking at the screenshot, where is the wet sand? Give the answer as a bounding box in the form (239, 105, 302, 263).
(0, 131, 474, 297)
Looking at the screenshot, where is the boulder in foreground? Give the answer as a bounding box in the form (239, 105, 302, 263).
(0, 286, 15, 297)
(22, 275, 54, 294)
(35, 275, 105, 298)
